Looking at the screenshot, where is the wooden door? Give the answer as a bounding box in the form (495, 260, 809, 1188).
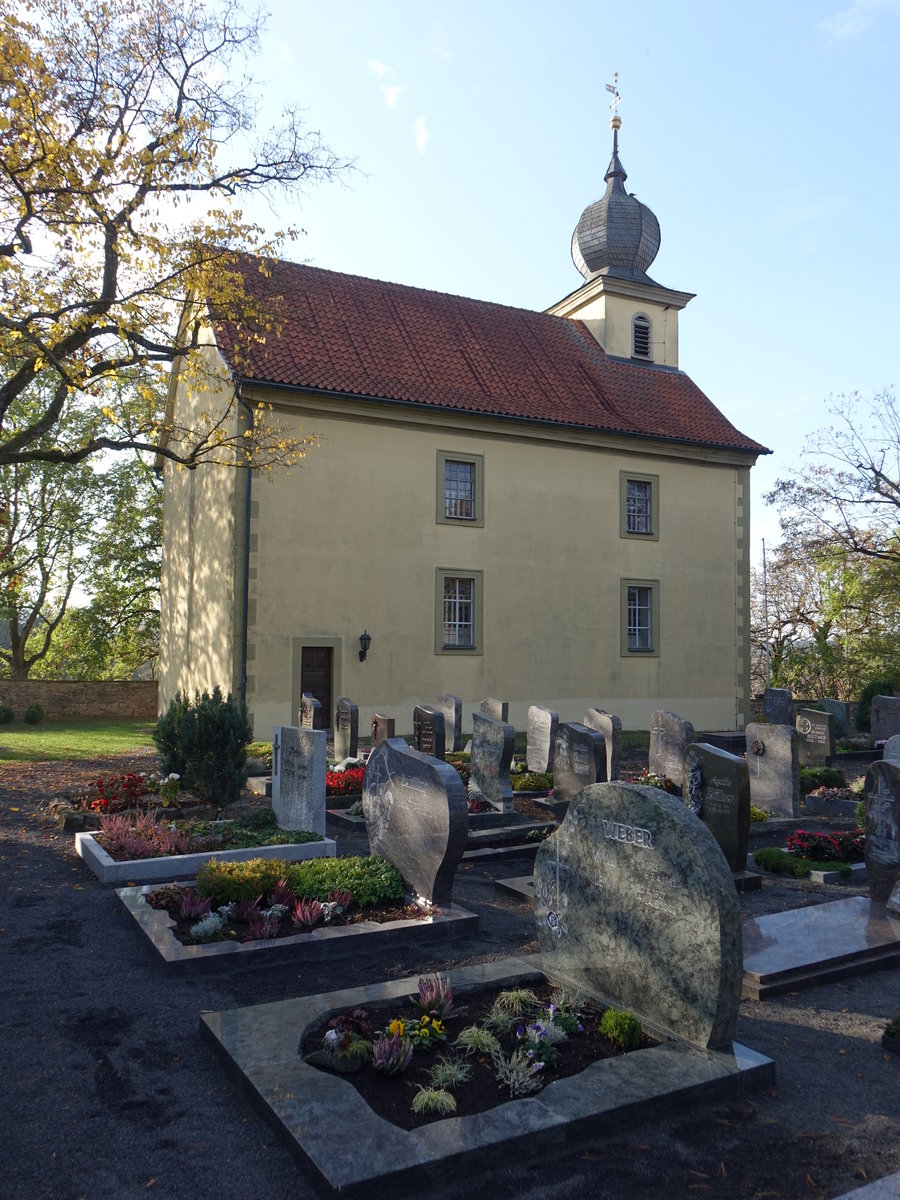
(300, 647, 332, 728)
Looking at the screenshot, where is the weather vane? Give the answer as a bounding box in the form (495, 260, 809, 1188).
(605, 71, 620, 117)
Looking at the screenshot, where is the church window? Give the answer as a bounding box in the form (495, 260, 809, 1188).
(632, 313, 652, 360)
(435, 568, 483, 654)
(436, 451, 485, 527)
(619, 471, 659, 540)
(621, 579, 659, 656)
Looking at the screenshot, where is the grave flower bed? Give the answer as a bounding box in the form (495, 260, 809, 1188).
(145, 854, 422, 945)
(301, 972, 656, 1130)
(95, 807, 321, 861)
(326, 765, 366, 795)
(785, 827, 864, 863)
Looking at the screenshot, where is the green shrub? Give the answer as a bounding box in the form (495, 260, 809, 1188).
(195, 854, 404, 907)
(749, 804, 770, 822)
(512, 771, 553, 792)
(0, 704, 13, 724)
(753, 847, 851, 878)
(599, 1008, 643, 1050)
(799, 766, 847, 795)
(857, 678, 900, 733)
(153, 687, 252, 805)
(23, 702, 44, 725)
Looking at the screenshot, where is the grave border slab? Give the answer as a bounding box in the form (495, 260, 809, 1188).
(200, 956, 773, 1196)
(76, 830, 337, 885)
(116, 882, 478, 966)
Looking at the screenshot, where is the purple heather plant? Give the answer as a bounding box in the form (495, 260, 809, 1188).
(329, 889, 353, 909)
(292, 897, 324, 927)
(412, 973, 460, 1019)
(178, 888, 212, 920)
(245, 911, 280, 940)
(269, 879, 296, 908)
(372, 1032, 414, 1077)
(232, 896, 263, 923)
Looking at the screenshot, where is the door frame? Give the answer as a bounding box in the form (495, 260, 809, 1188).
(292, 637, 342, 729)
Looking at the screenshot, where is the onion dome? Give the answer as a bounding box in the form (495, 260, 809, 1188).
(571, 116, 661, 281)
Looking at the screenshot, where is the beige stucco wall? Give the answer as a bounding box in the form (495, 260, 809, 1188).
(158, 343, 241, 711)
(568, 292, 679, 366)
(238, 389, 754, 739)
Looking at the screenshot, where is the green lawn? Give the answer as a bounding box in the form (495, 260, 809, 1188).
(0, 719, 157, 764)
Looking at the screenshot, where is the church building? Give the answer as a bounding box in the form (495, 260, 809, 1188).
(158, 111, 769, 738)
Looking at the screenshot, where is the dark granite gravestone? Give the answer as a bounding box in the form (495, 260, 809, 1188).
(526, 705, 558, 772)
(584, 707, 622, 781)
(533, 782, 743, 1051)
(480, 697, 509, 722)
(437, 694, 462, 752)
(763, 687, 794, 726)
(333, 697, 359, 762)
(299, 693, 322, 729)
(795, 708, 835, 767)
(649, 710, 694, 790)
(371, 713, 396, 745)
(362, 738, 468, 904)
(412, 704, 446, 760)
(871, 696, 900, 741)
(682, 743, 751, 873)
(745, 722, 799, 818)
(822, 698, 850, 739)
(863, 760, 900, 903)
(552, 722, 605, 802)
(884, 735, 900, 764)
(470, 712, 515, 812)
(271, 726, 326, 834)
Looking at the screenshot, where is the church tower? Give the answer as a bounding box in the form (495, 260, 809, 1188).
(548, 85, 694, 368)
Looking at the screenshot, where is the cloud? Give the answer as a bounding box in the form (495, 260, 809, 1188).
(364, 58, 390, 79)
(382, 84, 405, 109)
(818, 0, 900, 41)
(279, 44, 294, 68)
(414, 115, 429, 153)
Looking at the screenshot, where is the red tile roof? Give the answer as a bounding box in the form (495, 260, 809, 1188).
(212, 256, 769, 456)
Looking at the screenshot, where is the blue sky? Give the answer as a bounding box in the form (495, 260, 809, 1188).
(244, 0, 900, 554)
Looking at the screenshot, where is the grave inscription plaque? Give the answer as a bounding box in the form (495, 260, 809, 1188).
(553, 723, 605, 802)
(526, 705, 559, 773)
(333, 697, 359, 762)
(363, 738, 468, 904)
(371, 714, 396, 745)
(437, 694, 463, 753)
(584, 708, 622, 781)
(871, 696, 900, 742)
(682, 743, 751, 873)
(299, 693, 322, 729)
(863, 760, 900, 903)
(795, 708, 835, 767)
(412, 705, 446, 761)
(534, 782, 742, 1050)
(480, 697, 509, 723)
(271, 726, 326, 835)
(763, 687, 794, 726)
(649, 710, 695, 790)
(745, 722, 799, 818)
(470, 712, 515, 812)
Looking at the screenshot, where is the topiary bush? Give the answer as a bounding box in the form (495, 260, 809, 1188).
(856, 678, 900, 733)
(599, 1008, 644, 1050)
(0, 703, 13, 724)
(23, 702, 44, 725)
(152, 686, 251, 805)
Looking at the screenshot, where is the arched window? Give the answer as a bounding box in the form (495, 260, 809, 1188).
(632, 313, 652, 360)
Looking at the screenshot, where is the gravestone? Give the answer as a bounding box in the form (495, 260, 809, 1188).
(553, 722, 606, 802)
(363, 738, 467, 904)
(480, 697, 509, 722)
(871, 695, 900, 741)
(526, 705, 559, 772)
(883, 735, 900, 764)
(762, 687, 794, 726)
(333, 697, 359, 762)
(371, 713, 396, 745)
(534, 781, 742, 1051)
(437, 694, 462, 753)
(470, 712, 515, 812)
(584, 707, 622, 781)
(745, 722, 799, 818)
(649, 710, 695, 791)
(413, 704, 446, 760)
(299, 693, 322, 729)
(863, 760, 900, 903)
(683, 743, 751, 873)
(271, 726, 326, 835)
(822, 698, 850, 738)
(795, 708, 835, 767)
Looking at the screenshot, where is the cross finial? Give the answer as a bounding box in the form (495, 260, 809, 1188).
(605, 71, 620, 117)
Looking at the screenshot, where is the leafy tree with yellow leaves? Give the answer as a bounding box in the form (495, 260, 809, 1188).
(0, 0, 348, 470)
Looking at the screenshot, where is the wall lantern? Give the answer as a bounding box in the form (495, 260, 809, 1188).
(358, 630, 372, 662)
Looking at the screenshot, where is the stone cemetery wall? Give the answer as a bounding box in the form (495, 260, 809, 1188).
(534, 781, 742, 1050)
(863, 760, 900, 903)
(871, 696, 900, 742)
(470, 712, 515, 812)
(334, 697, 359, 761)
(363, 738, 468, 903)
(526, 705, 558, 772)
(795, 708, 835, 767)
(649, 710, 695, 790)
(438, 694, 462, 752)
(683, 743, 751, 872)
(271, 726, 326, 834)
(0, 680, 158, 721)
(553, 722, 605, 801)
(745, 722, 799, 817)
(584, 707, 622, 780)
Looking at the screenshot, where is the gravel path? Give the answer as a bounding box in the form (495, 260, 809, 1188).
(0, 753, 897, 1200)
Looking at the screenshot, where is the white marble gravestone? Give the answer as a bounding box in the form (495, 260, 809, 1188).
(271, 726, 326, 835)
(526, 705, 559, 772)
(584, 707, 622, 781)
